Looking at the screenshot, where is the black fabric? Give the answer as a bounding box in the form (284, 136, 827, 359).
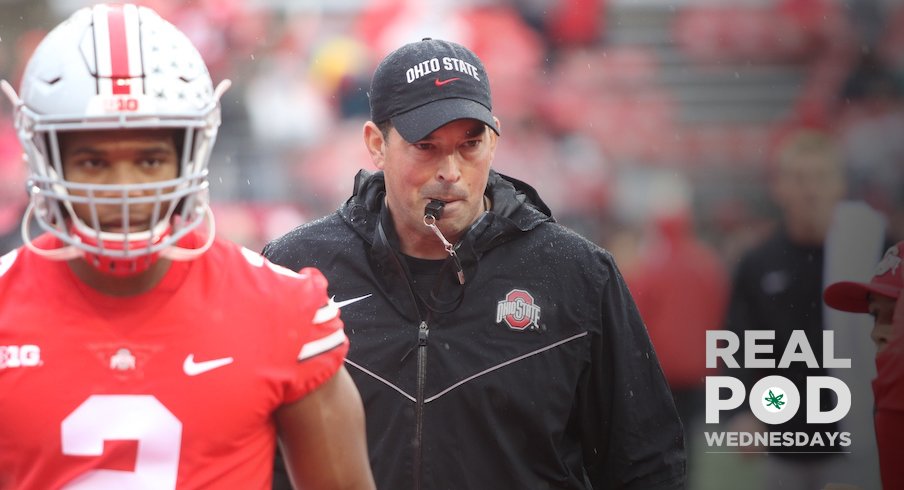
(264, 169, 686, 489)
(402, 254, 447, 319)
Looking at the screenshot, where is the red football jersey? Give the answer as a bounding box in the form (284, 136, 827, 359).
(0, 233, 348, 489)
(873, 293, 904, 490)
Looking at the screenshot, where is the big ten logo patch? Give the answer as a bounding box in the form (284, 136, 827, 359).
(0, 345, 42, 369)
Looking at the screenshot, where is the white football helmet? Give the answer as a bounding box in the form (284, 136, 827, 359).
(1, 3, 230, 275)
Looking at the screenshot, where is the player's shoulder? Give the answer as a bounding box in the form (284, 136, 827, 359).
(0, 238, 71, 308)
(0, 247, 22, 285)
(207, 236, 311, 279)
(0, 236, 58, 285)
(205, 236, 328, 297)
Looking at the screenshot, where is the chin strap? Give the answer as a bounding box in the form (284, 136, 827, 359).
(423, 199, 465, 285)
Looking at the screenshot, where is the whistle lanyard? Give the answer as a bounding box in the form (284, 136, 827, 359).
(423, 213, 465, 285)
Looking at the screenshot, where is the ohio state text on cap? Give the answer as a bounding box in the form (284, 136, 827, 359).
(368, 38, 499, 143)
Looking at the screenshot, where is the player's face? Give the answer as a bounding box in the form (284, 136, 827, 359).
(371, 119, 497, 250)
(59, 129, 180, 233)
(867, 294, 897, 353)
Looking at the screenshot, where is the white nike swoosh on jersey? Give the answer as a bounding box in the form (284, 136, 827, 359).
(312, 294, 373, 324)
(183, 354, 234, 376)
(298, 329, 348, 361)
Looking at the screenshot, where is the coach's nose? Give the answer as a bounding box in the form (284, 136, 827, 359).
(435, 154, 462, 184)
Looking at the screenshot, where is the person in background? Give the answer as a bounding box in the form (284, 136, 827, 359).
(824, 241, 904, 489)
(723, 127, 850, 488)
(624, 173, 729, 482)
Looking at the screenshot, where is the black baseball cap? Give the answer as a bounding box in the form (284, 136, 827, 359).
(368, 38, 500, 143)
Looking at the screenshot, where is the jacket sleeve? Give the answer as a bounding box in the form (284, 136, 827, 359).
(582, 252, 687, 489)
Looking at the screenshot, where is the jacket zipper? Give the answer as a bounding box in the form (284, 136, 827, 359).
(413, 320, 429, 490)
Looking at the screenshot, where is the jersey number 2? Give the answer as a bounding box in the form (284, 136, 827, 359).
(60, 395, 182, 489)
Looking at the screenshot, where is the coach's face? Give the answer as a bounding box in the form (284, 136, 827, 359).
(364, 118, 498, 259)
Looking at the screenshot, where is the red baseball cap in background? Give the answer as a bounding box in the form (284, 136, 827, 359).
(825, 242, 904, 313)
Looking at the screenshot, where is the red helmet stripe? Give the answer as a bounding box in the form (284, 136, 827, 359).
(106, 6, 128, 77)
(107, 5, 130, 94)
(122, 4, 145, 94)
(92, 4, 143, 96)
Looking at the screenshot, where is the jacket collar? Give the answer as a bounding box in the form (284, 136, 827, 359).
(338, 169, 554, 319)
(339, 169, 553, 248)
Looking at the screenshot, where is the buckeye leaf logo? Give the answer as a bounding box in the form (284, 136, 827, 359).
(764, 389, 786, 410)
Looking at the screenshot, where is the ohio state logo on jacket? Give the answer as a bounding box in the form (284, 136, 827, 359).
(496, 289, 541, 330)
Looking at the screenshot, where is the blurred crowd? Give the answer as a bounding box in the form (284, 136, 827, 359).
(1, 0, 902, 255)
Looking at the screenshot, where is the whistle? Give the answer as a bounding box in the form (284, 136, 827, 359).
(425, 199, 445, 220)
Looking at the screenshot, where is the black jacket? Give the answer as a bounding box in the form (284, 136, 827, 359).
(264, 170, 685, 489)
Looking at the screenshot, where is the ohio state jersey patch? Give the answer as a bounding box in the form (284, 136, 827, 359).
(496, 289, 541, 331)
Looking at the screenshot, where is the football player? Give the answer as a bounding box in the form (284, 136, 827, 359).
(0, 4, 374, 489)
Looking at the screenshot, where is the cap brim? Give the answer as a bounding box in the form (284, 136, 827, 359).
(391, 98, 499, 143)
(823, 281, 901, 313)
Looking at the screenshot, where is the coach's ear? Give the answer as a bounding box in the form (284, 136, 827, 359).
(363, 121, 386, 170)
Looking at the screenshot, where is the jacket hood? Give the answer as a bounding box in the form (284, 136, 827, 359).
(338, 169, 554, 252)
